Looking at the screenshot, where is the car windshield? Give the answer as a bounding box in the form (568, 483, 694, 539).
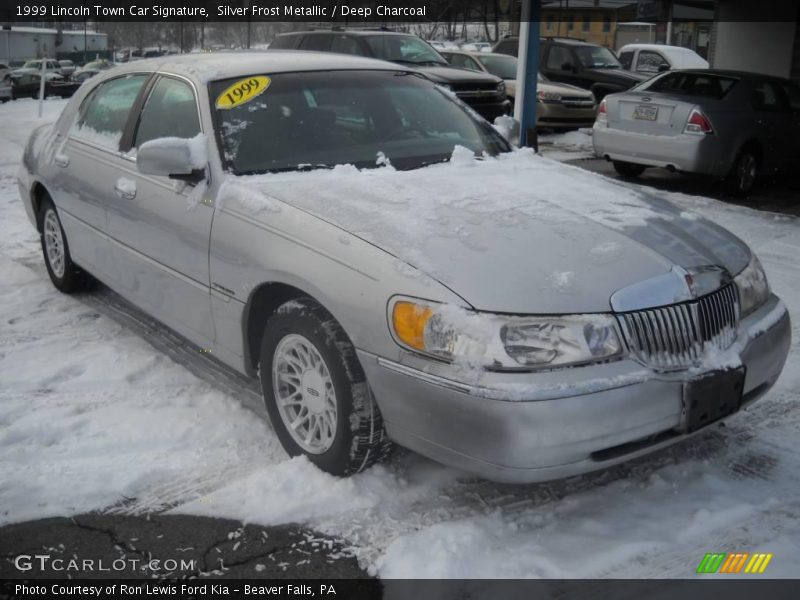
(574, 46, 622, 69)
(210, 70, 509, 175)
(363, 35, 448, 66)
(479, 55, 518, 80)
(22, 60, 42, 69)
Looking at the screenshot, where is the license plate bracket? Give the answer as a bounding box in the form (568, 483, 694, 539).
(634, 105, 658, 121)
(681, 368, 745, 433)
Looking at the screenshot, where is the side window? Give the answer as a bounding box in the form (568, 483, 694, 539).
(269, 35, 300, 50)
(71, 75, 148, 150)
(618, 51, 634, 70)
(134, 77, 201, 148)
(546, 45, 572, 70)
(637, 50, 669, 73)
(330, 35, 366, 56)
(751, 80, 787, 111)
(299, 35, 332, 52)
(448, 54, 481, 72)
(779, 82, 800, 111)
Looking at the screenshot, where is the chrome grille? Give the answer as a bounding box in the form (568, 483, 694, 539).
(616, 285, 740, 370)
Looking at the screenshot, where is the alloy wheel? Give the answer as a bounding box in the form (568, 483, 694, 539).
(272, 333, 337, 454)
(43, 209, 65, 278)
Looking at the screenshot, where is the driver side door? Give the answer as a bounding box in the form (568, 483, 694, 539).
(106, 74, 215, 345)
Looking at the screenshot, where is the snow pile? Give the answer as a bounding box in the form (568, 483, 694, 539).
(540, 128, 594, 151)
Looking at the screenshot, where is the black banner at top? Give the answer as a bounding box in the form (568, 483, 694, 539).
(7, 1, 465, 23)
(2, 0, 798, 24)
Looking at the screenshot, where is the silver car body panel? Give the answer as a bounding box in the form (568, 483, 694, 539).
(18, 54, 791, 482)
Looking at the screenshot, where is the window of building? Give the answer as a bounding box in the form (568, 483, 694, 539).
(582, 16, 591, 33)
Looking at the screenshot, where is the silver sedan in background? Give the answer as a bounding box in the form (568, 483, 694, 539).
(18, 54, 791, 483)
(593, 69, 800, 196)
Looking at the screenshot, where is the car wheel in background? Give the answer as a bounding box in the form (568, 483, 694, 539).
(613, 161, 646, 179)
(724, 147, 759, 197)
(39, 197, 92, 293)
(259, 298, 393, 477)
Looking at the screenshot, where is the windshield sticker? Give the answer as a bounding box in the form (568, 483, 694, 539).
(215, 76, 271, 110)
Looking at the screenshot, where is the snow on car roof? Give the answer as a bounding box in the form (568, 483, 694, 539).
(107, 50, 406, 83)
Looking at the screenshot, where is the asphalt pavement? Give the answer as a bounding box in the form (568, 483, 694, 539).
(558, 155, 800, 217)
(0, 514, 370, 579)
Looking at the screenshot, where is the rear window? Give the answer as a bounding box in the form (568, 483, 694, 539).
(644, 72, 738, 99)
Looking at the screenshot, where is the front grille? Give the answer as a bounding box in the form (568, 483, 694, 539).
(616, 285, 740, 370)
(450, 82, 500, 93)
(561, 96, 595, 107)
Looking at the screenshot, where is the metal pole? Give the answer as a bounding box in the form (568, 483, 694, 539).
(515, 0, 542, 148)
(37, 56, 45, 118)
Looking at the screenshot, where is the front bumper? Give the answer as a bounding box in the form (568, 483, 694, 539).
(360, 295, 790, 483)
(592, 124, 731, 176)
(537, 102, 597, 129)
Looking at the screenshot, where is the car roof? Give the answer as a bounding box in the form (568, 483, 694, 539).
(278, 29, 414, 37)
(619, 44, 696, 53)
(542, 37, 596, 46)
(667, 68, 790, 81)
(98, 50, 407, 83)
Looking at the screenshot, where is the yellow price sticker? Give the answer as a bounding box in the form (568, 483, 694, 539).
(215, 76, 271, 109)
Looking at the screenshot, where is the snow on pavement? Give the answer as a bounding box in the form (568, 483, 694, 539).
(1, 98, 799, 578)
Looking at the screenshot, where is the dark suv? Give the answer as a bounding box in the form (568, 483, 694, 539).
(272, 30, 511, 121)
(492, 36, 649, 100)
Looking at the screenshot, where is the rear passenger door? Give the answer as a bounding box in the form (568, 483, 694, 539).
(55, 74, 149, 280)
(749, 79, 792, 173)
(778, 81, 800, 170)
(106, 74, 215, 344)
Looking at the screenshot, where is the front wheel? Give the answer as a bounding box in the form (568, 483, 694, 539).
(613, 161, 646, 178)
(259, 298, 393, 477)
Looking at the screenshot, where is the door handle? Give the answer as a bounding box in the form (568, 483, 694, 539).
(114, 178, 136, 200)
(54, 154, 69, 168)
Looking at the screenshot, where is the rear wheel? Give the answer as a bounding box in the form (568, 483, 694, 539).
(259, 298, 393, 477)
(724, 148, 759, 197)
(613, 161, 646, 179)
(39, 197, 91, 293)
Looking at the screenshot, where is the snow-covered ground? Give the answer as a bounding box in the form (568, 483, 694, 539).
(1, 99, 799, 578)
(538, 128, 595, 161)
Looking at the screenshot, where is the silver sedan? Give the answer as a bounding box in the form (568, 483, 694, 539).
(19, 53, 790, 482)
(593, 69, 800, 196)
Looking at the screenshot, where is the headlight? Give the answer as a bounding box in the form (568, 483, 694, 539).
(734, 254, 770, 317)
(497, 81, 506, 94)
(537, 90, 562, 103)
(390, 299, 622, 370)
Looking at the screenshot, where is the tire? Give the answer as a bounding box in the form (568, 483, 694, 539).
(259, 298, 393, 477)
(613, 161, 646, 178)
(724, 148, 759, 197)
(38, 197, 91, 293)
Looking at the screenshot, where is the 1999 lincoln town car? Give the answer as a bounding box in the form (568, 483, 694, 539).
(19, 52, 790, 482)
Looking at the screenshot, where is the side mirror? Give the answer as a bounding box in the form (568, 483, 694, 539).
(136, 135, 207, 183)
(658, 64, 670, 72)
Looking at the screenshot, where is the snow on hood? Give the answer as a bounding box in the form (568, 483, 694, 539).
(226, 149, 750, 314)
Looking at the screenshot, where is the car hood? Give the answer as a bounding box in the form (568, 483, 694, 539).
(415, 65, 502, 85)
(585, 67, 649, 83)
(227, 150, 749, 314)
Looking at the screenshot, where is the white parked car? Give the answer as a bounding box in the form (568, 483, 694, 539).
(618, 44, 709, 75)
